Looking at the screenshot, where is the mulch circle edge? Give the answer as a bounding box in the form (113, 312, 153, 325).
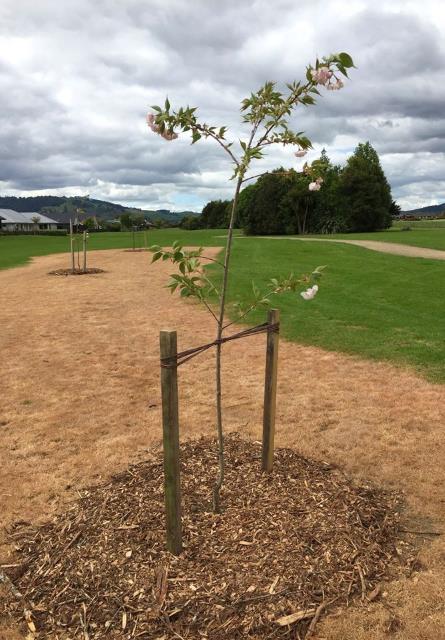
(1, 434, 415, 640)
(48, 268, 106, 276)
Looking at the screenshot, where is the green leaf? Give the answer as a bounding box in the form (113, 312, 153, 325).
(151, 251, 162, 263)
(338, 52, 354, 68)
(337, 63, 348, 77)
(165, 96, 170, 111)
(179, 262, 186, 275)
(311, 265, 327, 280)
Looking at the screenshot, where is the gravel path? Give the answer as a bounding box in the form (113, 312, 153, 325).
(252, 236, 445, 260)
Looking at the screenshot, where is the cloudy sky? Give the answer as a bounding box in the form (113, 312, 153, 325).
(1, 0, 444, 212)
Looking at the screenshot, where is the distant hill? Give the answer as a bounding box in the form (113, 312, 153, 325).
(0, 196, 199, 224)
(401, 203, 445, 217)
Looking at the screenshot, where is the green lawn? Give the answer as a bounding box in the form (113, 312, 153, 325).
(1, 230, 444, 382)
(392, 218, 445, 229)
(220, 237, 445, 383)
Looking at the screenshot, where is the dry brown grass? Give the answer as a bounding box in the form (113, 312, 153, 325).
(1, 249, 444, 639)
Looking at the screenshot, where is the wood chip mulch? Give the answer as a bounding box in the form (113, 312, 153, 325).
(48, 268, 106, 276)
(1, 435, 409, 639)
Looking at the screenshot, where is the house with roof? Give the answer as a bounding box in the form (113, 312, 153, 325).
(0, 209, 59, 232)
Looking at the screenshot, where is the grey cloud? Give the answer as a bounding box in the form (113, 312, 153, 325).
(0, 0, 444, 210)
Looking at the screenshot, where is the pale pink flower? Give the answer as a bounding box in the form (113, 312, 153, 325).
(162, 130, 178, 141)
(315, 177, 323, 185)
(311, 66, 332, 85)
(294, 149, 307, 158)
(308, 181, 321, 191)
(146, 112, 160, 132)
(300, 284, 319, 300)
(147, 112, 178, 141)
(327, 79, 344, 91)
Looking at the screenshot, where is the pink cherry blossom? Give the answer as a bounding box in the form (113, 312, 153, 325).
(294, 149, 307, 158)
(327, 79, 344, 91)
(147, 112, 178, 141)
(311, 66, 332, 85)
(162, 130, 178, 141)
(146, 112, 160, 132)
(300, 284, 319, 300)
(308, 181, 321, 191)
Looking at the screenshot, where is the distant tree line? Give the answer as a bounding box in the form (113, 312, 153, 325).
(183, 142, 398, 234)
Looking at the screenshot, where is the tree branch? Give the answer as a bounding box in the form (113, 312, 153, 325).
(195, 124, 240, 166)
(255, 81, 313, 149)
(222, 287, 278, 330)
(198, 295, 219, 323)
(241, 170, 294, 184)
(199, 255, 225, 267)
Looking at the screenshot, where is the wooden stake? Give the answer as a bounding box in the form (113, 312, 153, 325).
(70, 219, 75, 273)
(160, 330, 182, 555)
(262, 308, 280, 472)
(82, 231, 87, 272)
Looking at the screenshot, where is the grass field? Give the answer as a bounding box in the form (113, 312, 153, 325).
(221, 237, 445, 382)
(1, 228, 444, 382)
(392, 218, 445, 229)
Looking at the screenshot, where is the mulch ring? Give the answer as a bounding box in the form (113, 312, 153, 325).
(48, 268, 106, 276)
(1, 435, 413, 639)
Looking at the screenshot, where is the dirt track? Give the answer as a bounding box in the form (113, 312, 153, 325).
(1, 249, 444, 639)
(248, 236, 445, 260)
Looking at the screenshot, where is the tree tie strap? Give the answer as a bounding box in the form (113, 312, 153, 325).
(160, 322, 279, 369)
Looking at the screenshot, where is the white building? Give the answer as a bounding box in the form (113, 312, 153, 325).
(0, 209, 59, 232)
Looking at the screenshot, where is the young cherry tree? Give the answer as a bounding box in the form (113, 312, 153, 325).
(147, 53, 354, 511)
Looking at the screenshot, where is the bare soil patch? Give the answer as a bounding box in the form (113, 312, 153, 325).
(0, 249, 444, 639)
(3, 436, 406, 639)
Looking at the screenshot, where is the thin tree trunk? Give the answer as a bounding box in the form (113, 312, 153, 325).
(302, 199, 309, 235)
(296, 204, 303, 235)
(212, 175, 243, 512)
